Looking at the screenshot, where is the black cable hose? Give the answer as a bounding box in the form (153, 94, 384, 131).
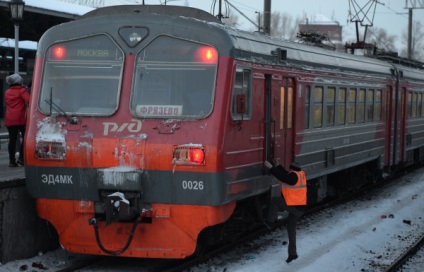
(89, 217, 141, 256)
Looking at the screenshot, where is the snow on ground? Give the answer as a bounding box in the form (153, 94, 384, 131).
(188, 169, 424, 272)
(1, 168, 424, 272)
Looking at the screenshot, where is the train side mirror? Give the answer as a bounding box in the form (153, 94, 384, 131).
(236, 94, 246, 114)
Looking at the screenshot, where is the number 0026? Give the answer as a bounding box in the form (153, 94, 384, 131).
(182, 180, 204, 190)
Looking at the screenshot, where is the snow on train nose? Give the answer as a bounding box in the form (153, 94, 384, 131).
(97, 167, 143, 190)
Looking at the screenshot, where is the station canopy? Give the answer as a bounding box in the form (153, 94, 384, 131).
(0, 0, 92, 42)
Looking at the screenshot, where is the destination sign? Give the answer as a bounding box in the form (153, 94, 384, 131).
(48, 35, 123, 61)
(136, 105, 183, 117)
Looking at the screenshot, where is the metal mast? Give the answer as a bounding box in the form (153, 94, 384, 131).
(405, 0, 424, 59)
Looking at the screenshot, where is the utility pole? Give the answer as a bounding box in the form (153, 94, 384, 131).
(263, 0, 271, 34)
(405, 0, 424, 59)
(217, 0, 224, 21)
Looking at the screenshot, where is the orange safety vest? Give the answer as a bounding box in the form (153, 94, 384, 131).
(281, 170, 307, 206)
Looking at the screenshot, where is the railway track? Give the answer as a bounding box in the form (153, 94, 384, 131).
(383, 233, 424, 272)
(57, 183, 388, 270)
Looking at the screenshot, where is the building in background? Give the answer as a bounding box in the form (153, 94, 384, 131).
(298, 14, 343, 50)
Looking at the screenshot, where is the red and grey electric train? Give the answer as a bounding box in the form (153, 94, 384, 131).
(25, 5, 424, 258)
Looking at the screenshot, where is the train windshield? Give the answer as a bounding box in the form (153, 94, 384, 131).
(38, 35, 124, 116)
(131, 36, 217, 118)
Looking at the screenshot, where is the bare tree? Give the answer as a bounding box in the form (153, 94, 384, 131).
(367, 27, 397, 53)
(222, 10, 240, 28)
(268, 11, 301, 40)
(400, 21, 424, 61)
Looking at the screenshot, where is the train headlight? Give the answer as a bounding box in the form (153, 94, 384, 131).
(173, 145, 205, 165)
(35, 141, 66, 160)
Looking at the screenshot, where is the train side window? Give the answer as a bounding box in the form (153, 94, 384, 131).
(305, 85, 311, 129)
(348, 88, 356, 124)
(375, 90, 382, 121)
(418, 93, 422, 117)
(412, 92, 418, 118)
(232, 68, 252, 120)
(422, 92, 424, 117)
(407, 92, 412, 118)
(313, 86, 323, 128)
(287, 86, 293, 129)
(326, 87, 335, 126)
(280, 87, 285, 129)
(338, 88, 346, 125)
(367, 89, 374, 122)
(358, 89, 365, 123)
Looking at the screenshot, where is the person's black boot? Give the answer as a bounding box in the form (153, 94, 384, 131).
(9, 161, 18, 167)
(286, 254, 298, 263)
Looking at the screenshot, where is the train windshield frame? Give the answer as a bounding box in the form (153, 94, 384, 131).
(38, 34, 124, 116)
(130, 35, 217, 119)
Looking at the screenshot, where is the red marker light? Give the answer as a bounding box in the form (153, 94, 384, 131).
(173, 146, 205, 165)
(196, 46, 217, 64)
(190, 148, 205, 164)
(52, 46, 66, 59)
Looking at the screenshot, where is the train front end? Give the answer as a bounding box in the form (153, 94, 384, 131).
(24, 7, 235, 258)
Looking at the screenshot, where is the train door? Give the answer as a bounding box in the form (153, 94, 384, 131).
(265, 74, 295, 168)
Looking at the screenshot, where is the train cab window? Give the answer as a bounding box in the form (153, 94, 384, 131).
(358, 89, 365, 123)
(367, 90, 374, 122)
(39, 35, 124, 115)
(231, 68, 252, 120)
(348, 88, 356, 124)
(326, 87, 335, 126)
(375, 90, 382, 121)
(338, 88, 346, 125)
(131, 35, 217, 118)
(313, 86, 323, 128)
(305, 86, 311, 129)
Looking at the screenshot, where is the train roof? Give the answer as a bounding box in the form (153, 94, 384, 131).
(223, 26, 393, 77)
(40, 5, 424, 82)
(79, 4, 221, 24)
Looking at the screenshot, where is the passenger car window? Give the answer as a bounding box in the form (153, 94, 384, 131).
(326, 87, 335, 126)
(313, 86, 323, 128)
(338, 88, 346, 125)
(348, 88, 356, 124)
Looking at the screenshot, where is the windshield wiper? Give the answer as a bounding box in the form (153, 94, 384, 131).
(46, 87, 78, 124)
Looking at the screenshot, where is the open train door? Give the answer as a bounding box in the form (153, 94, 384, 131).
(265, 74, 295, 169)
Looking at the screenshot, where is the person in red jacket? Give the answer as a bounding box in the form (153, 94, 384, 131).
(264, 160, 307, 263)
(4, 74, 30, 167)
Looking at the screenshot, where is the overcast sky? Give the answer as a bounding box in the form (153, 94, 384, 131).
(109, 0, 424, 53)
